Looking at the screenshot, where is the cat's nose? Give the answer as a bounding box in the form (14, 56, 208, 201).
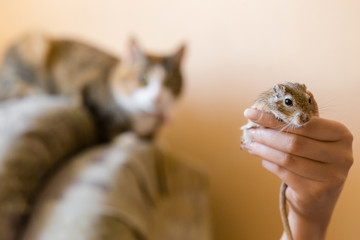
(155, 88, 166, 105)
(155, 93, 163, 105)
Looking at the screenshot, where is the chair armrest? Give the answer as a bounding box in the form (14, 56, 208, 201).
(0, 95, 97, 240)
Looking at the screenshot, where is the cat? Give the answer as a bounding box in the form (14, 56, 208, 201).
(0, 33, 185, 140)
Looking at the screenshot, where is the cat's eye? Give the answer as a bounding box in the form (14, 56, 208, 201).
(284, 98, 293, 106)
(308, 98, 312, 104)
(140, 74, 148, 85)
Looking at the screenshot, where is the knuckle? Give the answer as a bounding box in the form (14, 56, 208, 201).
(343, 154, 354, 169)
(348, 156, 354, 167)
(262, 160, 287, 179)
(287, 135, 301, 152)
(282, 153, 294, 167)
(338, 123, 354, 142)
(330, 172, 347, 187)
(262, 160, 278, 172)
(344, 131, 354, 143)
(327, 164, 352, 188)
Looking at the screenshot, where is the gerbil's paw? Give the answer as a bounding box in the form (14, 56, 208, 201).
(240, 140, 245, 149)
(241, 134, 252, 150)
(241, 121, 260, 130)
(275, 116, 284, 122)
(240, 139, 252, 150)
(240, 142, 247, 150)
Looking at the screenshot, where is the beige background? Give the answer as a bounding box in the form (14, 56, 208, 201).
(1, 0, 360, 239)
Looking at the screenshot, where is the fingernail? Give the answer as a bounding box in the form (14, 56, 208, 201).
(244, 108, 260, 120)
(244, 142, 254, 153)
(247, 129, 256, 136)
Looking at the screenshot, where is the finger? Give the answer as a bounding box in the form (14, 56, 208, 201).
(244, 108, 348, 141)
(262, 159, 346, 223)
(247, 128, 342, 163)
(246, 142, 331, 181)
(262, 160, 316, 193)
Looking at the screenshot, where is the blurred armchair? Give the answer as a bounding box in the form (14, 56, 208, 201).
(0, 95, 212, 240)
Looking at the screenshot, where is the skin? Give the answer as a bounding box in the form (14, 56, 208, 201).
(243, 96, 354, 240)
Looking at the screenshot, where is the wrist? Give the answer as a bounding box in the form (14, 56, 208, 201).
(281, 183, 344, 240)
(283, 211, 329, 240)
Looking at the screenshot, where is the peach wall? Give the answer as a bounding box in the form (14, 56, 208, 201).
(1, 0, 360, 239)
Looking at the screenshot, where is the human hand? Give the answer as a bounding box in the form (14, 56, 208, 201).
(243, 107, 353, 240)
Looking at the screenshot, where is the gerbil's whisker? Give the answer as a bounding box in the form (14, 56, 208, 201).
(316, 106, 332, 115)
(273, 121, 292, 139)
(279, 115, 296, 133)
(280, 122, 291, 133)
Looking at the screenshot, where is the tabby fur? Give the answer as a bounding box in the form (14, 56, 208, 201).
(0, 33, 185, 140)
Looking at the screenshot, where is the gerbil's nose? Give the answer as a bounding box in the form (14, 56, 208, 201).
(300, 114, 310, 123)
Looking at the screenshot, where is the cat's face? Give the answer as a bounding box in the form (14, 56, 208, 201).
(110, 39, 185, 137)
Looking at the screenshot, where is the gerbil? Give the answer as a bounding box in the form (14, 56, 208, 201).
(241, 82, 316, 240)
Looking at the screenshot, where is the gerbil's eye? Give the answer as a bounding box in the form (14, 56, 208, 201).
(308, 98, 312, 104)
(284, 98, 293, 106)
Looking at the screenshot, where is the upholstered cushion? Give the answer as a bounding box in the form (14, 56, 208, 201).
(0, 95, 211, 240)
(23, 133, 211, 240)
(0, 95, 96, 240)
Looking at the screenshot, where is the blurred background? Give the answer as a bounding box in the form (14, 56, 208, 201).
(1, 0, 360, 239)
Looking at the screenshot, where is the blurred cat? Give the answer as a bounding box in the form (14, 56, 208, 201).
(0, 33, 185, 140)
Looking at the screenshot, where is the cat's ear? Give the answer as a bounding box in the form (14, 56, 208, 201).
(125, 37, 145, 64)
(172, 44, 186, 67)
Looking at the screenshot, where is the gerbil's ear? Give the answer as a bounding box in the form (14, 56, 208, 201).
(125, 37, 145, 64)
(273, 84, 285, 97)
(172, 44, 186, 67)
(300, 84, 307, 91)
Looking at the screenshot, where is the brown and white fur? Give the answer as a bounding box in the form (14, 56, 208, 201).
(241, 82, 316, 240)
(0, 33, 185, 140)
